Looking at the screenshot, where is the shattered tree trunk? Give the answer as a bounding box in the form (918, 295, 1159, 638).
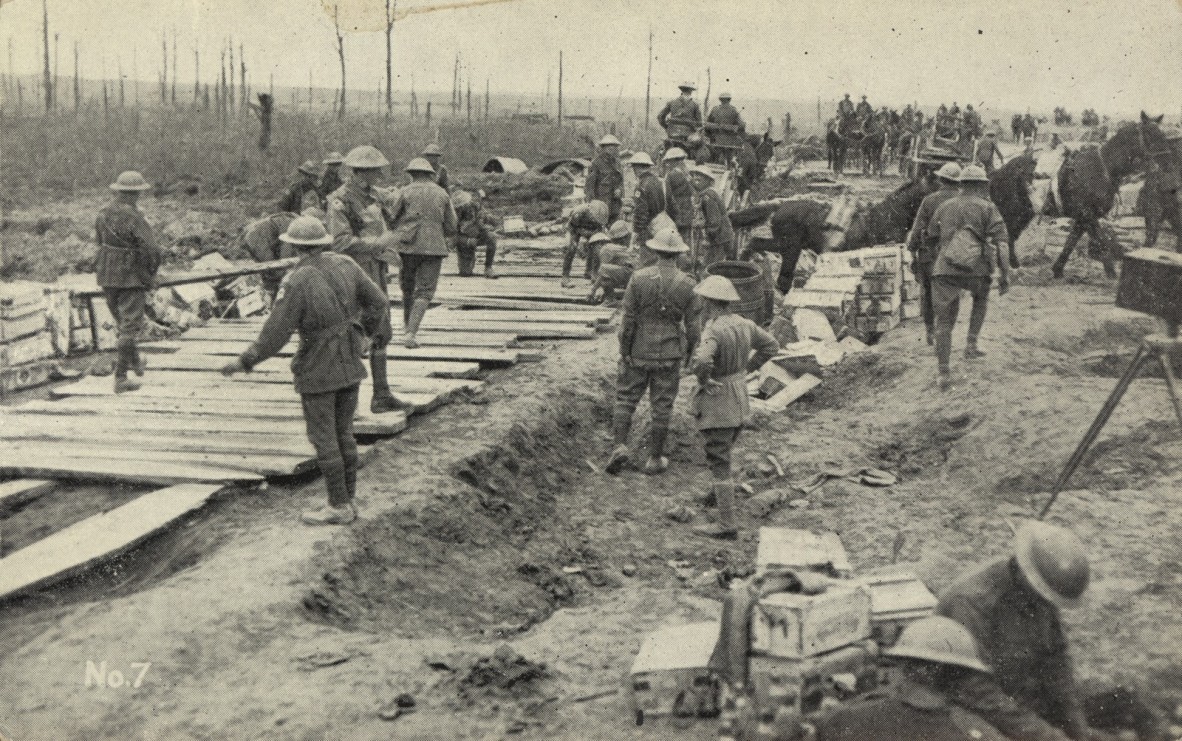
(254, 93, 273, 151)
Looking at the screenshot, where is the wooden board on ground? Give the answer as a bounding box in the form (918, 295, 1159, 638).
(98, 370, 482, 397)
(0, 483, 224, 600)
(0, 443, 315, 478)
(0, 422, 316, 458)
(144, 353, 481, 378)
(432, 308, 611, 325)
(0, 455, 263, 486)
(0, 479, 55, 512)
(174, 327, 516, 349)
(139, 340, 521, 366)
(439, 296, 616, 317)
(69, 258, 298, 297)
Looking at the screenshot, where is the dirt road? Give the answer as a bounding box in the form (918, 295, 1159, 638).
(2, 181, 1181, 739)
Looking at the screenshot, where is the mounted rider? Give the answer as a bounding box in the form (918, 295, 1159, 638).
(657, 82, 703, 152)
(855, 95, 874, 121)
(705, 92, 746, 165)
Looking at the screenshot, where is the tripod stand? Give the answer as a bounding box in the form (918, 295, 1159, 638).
(1040, 330, 1182, 518)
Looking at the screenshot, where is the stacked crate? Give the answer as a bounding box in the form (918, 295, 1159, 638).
(847, 245, 905, 334)
(0, 281, 63, 394)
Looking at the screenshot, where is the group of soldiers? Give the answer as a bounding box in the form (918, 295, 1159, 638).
(655, 81, 750, 165)
(1011, 113, 1042, 144)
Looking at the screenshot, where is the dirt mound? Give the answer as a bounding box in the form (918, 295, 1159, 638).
(875, 413, 975, 479)
(455, 173, 575, 222)
(794, 352, 910, 412)
(458, 644, 552, 700)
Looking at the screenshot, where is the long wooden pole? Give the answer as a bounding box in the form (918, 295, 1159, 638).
(644, 28, 652, 130)
(41, 0, 52, 112)
(557, 50, 563, 127)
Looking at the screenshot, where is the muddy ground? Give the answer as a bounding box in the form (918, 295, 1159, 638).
(2, 166, 1181, 739)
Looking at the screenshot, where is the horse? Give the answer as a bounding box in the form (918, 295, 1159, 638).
(826, 119, 848, 174)
(859, 117, 888, 177)
(736, 132, 777, 194)
(1137, 164, 1182, 250)
(988, 153, 1039, 268)
(1053, 112, 1179, 278)
(842, 177, 937, 249)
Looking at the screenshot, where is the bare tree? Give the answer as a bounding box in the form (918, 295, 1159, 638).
(485, 78, 490, 122)
(41, 0, 52, 112)
(53, 32, 59, 109)
(466, 77, 471, 125)
(228, 40, 235, 113)
(73, 41, 80, 111)
(644, 27, 653, 130)
(557, 51, 563, 127)
(118, 57, 125, 109)
(171, 30, 178, 105)
(385, 0, 395, 117)
(239, 43, 246, 116)
(333, 5, 346, 119)
(160, 31, 167, 105)
(193, 46, 200, 106)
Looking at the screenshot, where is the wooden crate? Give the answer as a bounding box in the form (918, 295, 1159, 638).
(0, 331, 56, 367)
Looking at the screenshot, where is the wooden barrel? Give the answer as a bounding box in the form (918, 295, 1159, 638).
(706, 260, 767, 325)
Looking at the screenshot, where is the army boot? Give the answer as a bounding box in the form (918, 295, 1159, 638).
(404, 298, 429, 349)
(370, 349, 412, 413)
(693, 482, 738, 540)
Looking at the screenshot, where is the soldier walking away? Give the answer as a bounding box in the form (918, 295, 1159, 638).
(1011, 114, 1023, 142)
(928, 164, 1010, 390)
(689, 166, 736, 271)
(705, 92, 746, 165)
(657, 82, 703, 151)
(937, 522, 1167, 741)
(587, 221, 636, 304)
(806, 616, 1009, 741)
(584, 134, 625, 223)
(327, 144, 410, 414)
(688, 275, 778, 539)
(95, 171, 162, 393)
(420, 143, 450, 192)
(907, 162, 962, 345)
(563, 199, 610, 287)
(279, 160, 324, 213)
(606, 229, 700, 476)
(384, 157, 458, 349)
(975, 131, 1005, 175)
(452, 190, 498, 279)
(221, 216, 391, 527)
(317, 151, 345, 202)
(662, 147, 696, 244)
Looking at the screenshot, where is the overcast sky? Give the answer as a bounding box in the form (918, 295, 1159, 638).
(1, 0, 1180, 115)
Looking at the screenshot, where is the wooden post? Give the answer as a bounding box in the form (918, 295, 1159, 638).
(333, 6, 346, 119)
(485, 78, 490, 122)
(557, 50, 563, 127)
(73, 41, 80, 111)
(53, 32, 59, 110)
(118, 57, 125, 109)
(171, 31, 178, 105)
(193, 46, 200, 106)
(41, 0, 52, 112)
(703, 66, 711, 114)
(385, 0, 395, 118)
(160, 31, 167, 105)
(644, 28, 652, 130)
(425, 100, 431, 125)
(238, 43, 246, 116)
(466, 78, 471, 125)
(308, 68, 313, 111)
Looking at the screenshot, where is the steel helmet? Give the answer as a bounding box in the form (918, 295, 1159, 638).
(678, 81, 696, 91)
(109, 170, 152, 192)
(687, 132, 704, 146)
(718, 92, 732, 101)
(662, 147, 688, 162)
(587, 200, 610, 225)
(691, 165, 717, 182)
(421, 143, 443, 156)
(1014, 521, 1090, 609)
(343, 145, 390, 170)
(694, 275, 741, 302)
(405, 157, 436, 174)
(298, 160, 324, 177)
(645, 228, 689, 254)
(279, 215, 334, 246)
(452, 190, 473, 208)
(322, 151, 345, 165)
(885, 616, 992, 674)
(607, 220, 631, 240)
(300, 206, 326, 220)
(598, 134, 621, 146)
(588, 232, 610, 245)
(935, 162, 962, 182)
(958, 164, 989, 182)
(628, 152, 655, 167)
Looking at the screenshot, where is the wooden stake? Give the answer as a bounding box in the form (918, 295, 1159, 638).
(557, 50, 563, 127)
(72, 41, 80, 111)
(41, 0, 51, 112)
(385, 0, 395, 118)
(333, 5, 346, 119)
(644, 28, 652, 130)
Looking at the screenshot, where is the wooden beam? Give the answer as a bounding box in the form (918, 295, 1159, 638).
(49, 374, 471, 404)
(0, 456, 263, 486)
(68, 258, 299, 297)
(142, 353, 481, 378)
(0, 483, 224, 600)
(139, 341, 521, 366)
(0, 443, 315, 478)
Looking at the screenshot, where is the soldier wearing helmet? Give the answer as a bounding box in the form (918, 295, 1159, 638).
(317, 151, 345, 201)
(937, 522, 1122, 741)
(451, 189, 498, 279)
(688, 166, 735, 271)
(279, 160, 325, 213)
(327, 144, 409, 414)
(563, 199, 610, 287)
(222, 216, 391, 527)
(661, 147, 696, 245)
(584, 134, 625, 223)
(656, 82, 703, 151)
(808, 616, 1008, 741)
(420, 143, 450, 191)
(705, 93, 746, 165)
(628, 151, 666, 250)
(606, 228, 700, 477)
(95, 170, 161, 394)
(906, 161, 962, 346)
(686, 275, 778, 539)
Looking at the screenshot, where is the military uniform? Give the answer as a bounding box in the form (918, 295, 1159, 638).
(383, 178, 458, 324)
(906, 184, 960, 339)
(241, 212, 298, 298)
(454, 199, 497, 276)
(328, 179, 394, 330)
(705, 102, 746, 155)
(690, 313, 777, 479)
(317, 166, 343, 202)
(613, 263, 700, 462)
(279, 178, 322, 214)
(631, 169, 666, 245)
(584, 153, 625, 222)
(814, 680, 1010, 741)
(976, 137, 1002, 174)
(664, 168, 695, 243)
(95, 200, 162, 383)
(838, 97, 855, 120)
(565, 202, 608, 281)
(855, 99, 874, 120)
(698, 186, 735, 268)
(237, 251, 390, 510)
(657, 96, 703, 143)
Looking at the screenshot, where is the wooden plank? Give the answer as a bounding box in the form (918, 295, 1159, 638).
(143, 353, 481, 378)
(0, 407, 309, 436)
(139, 341, 521, 366)
(0, 423, 317, 458)
(70, 258, 299, 297)
(434, 308, 610, 325)
(0, 443, 314, 477)
(438, 296, 617, 316)
(0, 479, 55, 511)
(0, 483, 224, 600)
(97, 371, 482, 396)
(0, 456, 263, 485)
(174, 328, 516, 349)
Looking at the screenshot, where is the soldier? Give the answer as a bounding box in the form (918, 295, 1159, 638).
(384, 157, 458, 348)
(606, 228, 700, 476)
(584, 134, 625, 222)
(327, 144, 409, 414)
(95, 170, 162, 393)
(279, 160, 324, 213)
(706, 92, 746, 164)
(317, 151, 345, 201)
(629, 151, 666, 260)
(563, 199, 609, 287)
(975, 131, 1005, 175)
(1012, 114, 1024, 142)
(689, 166, 735, 270)
(964, 104, 983, 138)
(855, 95, 874, 120)
(808, 616, 1008, 741)
(420, 143, 450, 192)
(687, 275, 778, 539)
(451, 189, 498, 279)
(928, 164, 1010, 390)
(221, 216, 390, 526)
(906, 162, 962, 345)
(950, 101, 962, 118)
(240, 210, 299, 300)
(838, 93, 855, 120)
(662, 147, 695, 244)
(656, 82, 703, 150)
(937, 522, 1152, 741)
(587, 223, 636, 304)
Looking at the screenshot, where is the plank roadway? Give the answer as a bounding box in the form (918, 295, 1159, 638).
(145, 353, 481, 378)
(0, 483, 224, 600)
(139, 340, 522, 366)
(0, 479, 55, 512)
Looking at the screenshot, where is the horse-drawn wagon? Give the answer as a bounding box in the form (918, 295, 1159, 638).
(902, 115, 975, 180)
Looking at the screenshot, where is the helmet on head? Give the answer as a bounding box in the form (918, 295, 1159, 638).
(344, 145, 390, 170)
(452, 190, 473, 208)
(718, 92, 732, 101)
(694, 275, 741, 302)
(298, 160, 324, 177)
(405, 157, 436, 174)
(678, 81, 696, 91)
(588, 232, 609, 245)
(628, 152, 655, 167)
(691, 165, 717, 182)
(935, 162, 962, 182)
(300, 206, 326, 220)
(322, 151, 345, 165)
(598, 134, 621, 147)
(885, 616, 992, 674)
(662, 147, 688, 163)
(607, 220, 631, 240)
(587, 200, 610, 225)
(109, 170, 152, 192)
(687, 132, 703, 146)
(1014, 521, 1090, 609)
(646, 228, 689, 254)
(421, 143, 443, 157)
(958, 164, 989, 182)
(279, 215, 334, 246)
